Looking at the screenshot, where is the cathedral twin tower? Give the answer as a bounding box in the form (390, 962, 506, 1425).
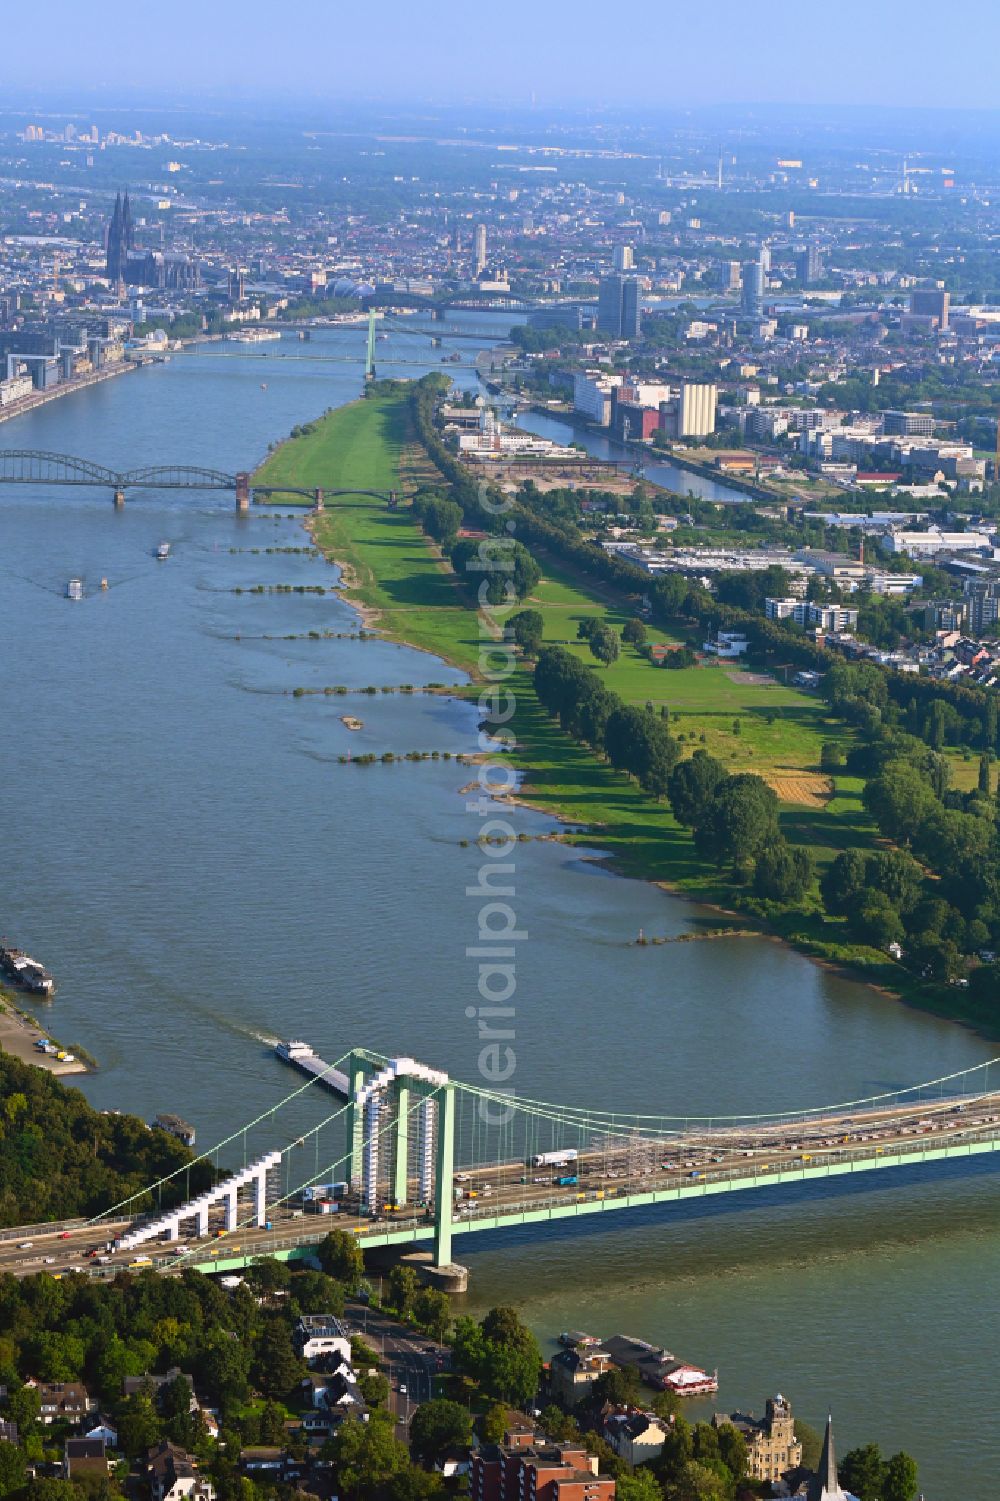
(105, 190, 135, 282)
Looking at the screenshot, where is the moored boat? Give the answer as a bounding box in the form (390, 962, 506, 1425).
(0, 943, 55, 996)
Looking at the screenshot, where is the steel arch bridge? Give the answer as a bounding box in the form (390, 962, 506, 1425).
(0, 452, 397, 510)
(0, 449, 238, 491)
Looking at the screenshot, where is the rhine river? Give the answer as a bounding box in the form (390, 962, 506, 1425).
(0, 317, 997, 1494)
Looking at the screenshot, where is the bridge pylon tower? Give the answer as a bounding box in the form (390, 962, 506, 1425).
(352, 1056, 456, 1267)
(364, 309, 377, 383)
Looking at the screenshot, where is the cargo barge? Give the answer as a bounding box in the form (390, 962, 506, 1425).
(0, 943, 55, 997)
(275, 1040, 350, 1098)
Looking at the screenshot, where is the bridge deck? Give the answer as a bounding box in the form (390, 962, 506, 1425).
(126, 1111, 1000, 1277)
(179, 1128, 1000, 1274)
(5, 1080, 999, 1282)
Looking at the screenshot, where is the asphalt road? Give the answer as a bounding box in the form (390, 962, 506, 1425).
(342, 1301, 447, 1428)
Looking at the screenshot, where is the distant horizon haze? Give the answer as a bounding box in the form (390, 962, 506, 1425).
(3, 0, 1000, 112)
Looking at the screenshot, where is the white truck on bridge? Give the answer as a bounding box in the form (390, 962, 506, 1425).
(531, 1149, 578, 1168)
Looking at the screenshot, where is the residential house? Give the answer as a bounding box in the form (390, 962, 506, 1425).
(549, 1347, 613, 1409)
(294, 1315, 352, 1366)
(64, 1438, 109, 1481)
(146, 1440, 215, 1501)
(301, 1373, 333, 1409)
(237, 1448, 309, 1489)
(85, 1422, 118, 1447)
(436, 1448, 470, 1478)
(238, 1448, 285, 1475)
(35, 1383, 96, 1427)
(124, 1368, 196, 1412)
(604, 1409, 669, 1465)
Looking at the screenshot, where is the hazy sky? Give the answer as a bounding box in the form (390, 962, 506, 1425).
(2, 0, 998, 111)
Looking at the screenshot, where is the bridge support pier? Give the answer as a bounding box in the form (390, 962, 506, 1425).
(113, 487, 126, 508)
(387, 490, 398, 510)
(235, 472, 251, 511)
(314, 488, 324, 513)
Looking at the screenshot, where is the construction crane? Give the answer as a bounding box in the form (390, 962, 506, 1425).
(48, 251, 64, 300)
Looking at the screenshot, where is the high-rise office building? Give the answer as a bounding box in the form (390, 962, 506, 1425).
(612, 244, 634, 272)
(597, 275, 641, 338)
(910, 287, 950, 330)
(759, 242, 772, 274)
(741, 256, 765, 317)
(473, 223, 487, 277)
(796, 245, 824, 285)
(723, 260, 742, 293)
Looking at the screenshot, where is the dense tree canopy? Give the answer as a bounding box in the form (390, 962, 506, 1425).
(0, 1056, 211, 1226)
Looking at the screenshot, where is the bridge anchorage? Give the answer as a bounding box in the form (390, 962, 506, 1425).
(79, 1046, 1000, 1294)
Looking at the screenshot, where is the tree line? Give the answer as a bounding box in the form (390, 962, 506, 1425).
(533, 647, 681, 798)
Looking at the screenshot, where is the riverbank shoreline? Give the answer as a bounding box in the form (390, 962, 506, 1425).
(254, 386, 1000, 1044)
(0, 360, 138, 427)
(0, 986, 90, 1075)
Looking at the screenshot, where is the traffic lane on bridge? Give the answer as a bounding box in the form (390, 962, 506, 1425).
(2, 1092, 998, 1278)
(0, 1218, 135, 1275)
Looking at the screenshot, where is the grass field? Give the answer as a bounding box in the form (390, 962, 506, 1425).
(492, 538, 871, 866)
(255, 394, 482, 671)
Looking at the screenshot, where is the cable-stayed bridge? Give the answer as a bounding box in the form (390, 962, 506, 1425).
(5, 1046, 1000, 1288)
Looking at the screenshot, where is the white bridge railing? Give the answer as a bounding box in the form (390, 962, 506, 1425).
(116, 1151, 282, 1252)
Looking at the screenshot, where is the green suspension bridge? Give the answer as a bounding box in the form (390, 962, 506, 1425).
(6, 1046, 1000, 1288)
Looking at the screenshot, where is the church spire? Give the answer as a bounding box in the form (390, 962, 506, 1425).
(106, 192, 123, 279)
(807, 1414, 846, 1501)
